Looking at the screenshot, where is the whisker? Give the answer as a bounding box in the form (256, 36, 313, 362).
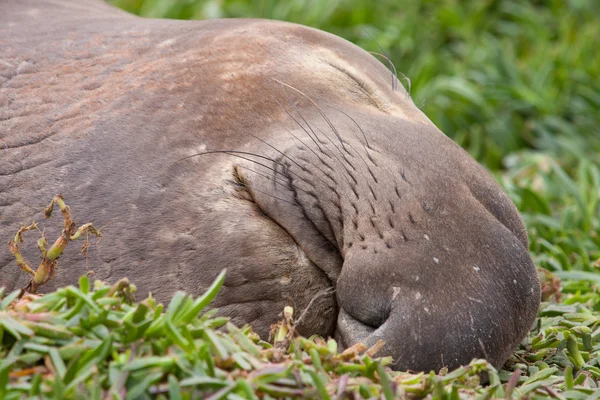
(329, 107, 379, 167)
(233, 180, 298, 206)
(248, 128, 334, 188)
(242, 165, 291, 189)
(181, 150, 293, 182)
(246, 132, 306, 172)
(264, 106, 327, 166)
(275, 81, 365, 194)
(313, 125, 358, 172)
(277, 90, 327, 153)
(182, 150, 335, 202)
(275, 80, 390, 200)
(369, 51, 398, 92)
(279, 105, 325, 154)
(363, 28, 398, 91)
(242, 165, 330, 202)
(274, 79, 367, 187)
(397, 71, 412, 100)
(326, 107, 371, 150)
(274, 79, 349, 156)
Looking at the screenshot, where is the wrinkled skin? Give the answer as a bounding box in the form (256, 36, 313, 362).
(0, 0, 540, 372)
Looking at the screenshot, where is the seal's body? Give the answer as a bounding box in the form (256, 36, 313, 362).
(0, 0, 540, 371)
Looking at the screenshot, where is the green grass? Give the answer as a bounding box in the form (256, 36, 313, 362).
(3, 272, 600, 399)
(501, 154, 600, 279)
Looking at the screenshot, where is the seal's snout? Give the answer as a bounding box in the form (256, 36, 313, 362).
(242, 113, 541, 372)
(333, 185, 541, 372)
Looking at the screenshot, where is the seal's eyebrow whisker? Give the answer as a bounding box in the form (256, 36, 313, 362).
(397, 71, 412, 100)
(369, 51, 398, 92)
(363, 27, 398, 92)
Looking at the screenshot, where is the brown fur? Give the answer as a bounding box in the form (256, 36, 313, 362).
(0, 0, 540, 372)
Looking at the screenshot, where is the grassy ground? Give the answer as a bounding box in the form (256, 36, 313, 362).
(2, 273, 600, 399)
(2, 0, 600, 398)
(1, 276, 468, 399)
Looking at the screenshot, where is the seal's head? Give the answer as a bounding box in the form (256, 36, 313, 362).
(245, 99, 539, 371)
(223, 22, 541, 371)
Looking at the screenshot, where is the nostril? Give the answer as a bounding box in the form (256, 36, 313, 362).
(335, 308, 377, 349)
(372, 301, 392, 328)
(338, 299, 391, 330)
(335, 263, 393, 330)
(335, 307, 392, 356)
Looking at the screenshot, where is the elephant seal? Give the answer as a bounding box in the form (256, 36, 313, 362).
(0, 0, 540, 372)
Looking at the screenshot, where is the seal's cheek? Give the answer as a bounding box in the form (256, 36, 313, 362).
(197, 171, 339, 340)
